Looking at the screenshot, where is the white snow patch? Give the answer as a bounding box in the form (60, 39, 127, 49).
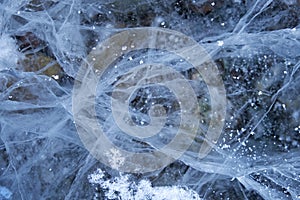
(0, 35, 21, 70)
(88, 168, 201, 200)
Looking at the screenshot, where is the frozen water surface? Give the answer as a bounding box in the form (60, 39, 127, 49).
(0, 0, 300, 199)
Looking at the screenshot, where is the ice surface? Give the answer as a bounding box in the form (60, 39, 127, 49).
(0, 186, 12, 199)
(0, 0, 300, 199)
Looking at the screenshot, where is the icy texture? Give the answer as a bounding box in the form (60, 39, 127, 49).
(0, 186, 12, 199)
(0, 0, 299, 199)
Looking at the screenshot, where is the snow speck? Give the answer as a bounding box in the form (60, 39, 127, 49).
(217, 40, 224, 46)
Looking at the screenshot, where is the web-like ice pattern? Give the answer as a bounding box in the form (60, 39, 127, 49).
(0, 0, 299, 199)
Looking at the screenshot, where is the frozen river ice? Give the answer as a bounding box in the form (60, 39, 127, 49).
(0, 0, 300, 199)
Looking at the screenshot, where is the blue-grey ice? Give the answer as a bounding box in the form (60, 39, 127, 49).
(0, 0, 299, 199)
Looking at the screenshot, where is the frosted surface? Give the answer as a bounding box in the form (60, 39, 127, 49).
(0, 0, 299, 199)
(88, 168, 201, 200)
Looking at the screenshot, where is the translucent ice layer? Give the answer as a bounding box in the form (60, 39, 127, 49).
(0, 0, 299, 199)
